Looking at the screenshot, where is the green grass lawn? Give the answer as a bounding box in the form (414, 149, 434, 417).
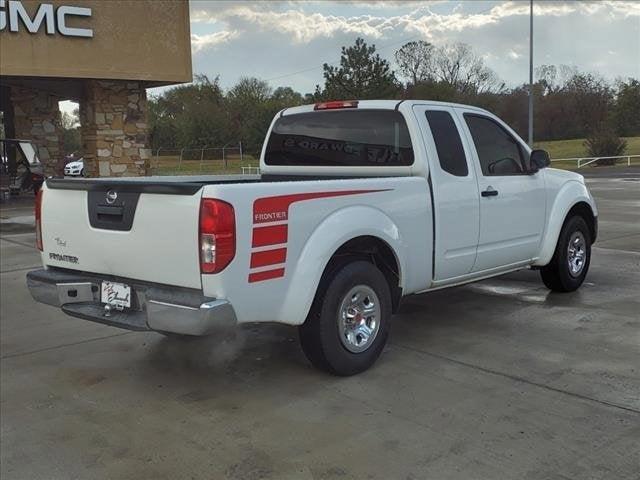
(534, 137, 640, 159)
(150, 154, 260, 176)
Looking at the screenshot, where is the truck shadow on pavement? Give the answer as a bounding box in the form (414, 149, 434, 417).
(138, 270, 548, 384)
(142, 269, 579, 380)
(129, 258, 636, 416)
(145, 323, 312, 378)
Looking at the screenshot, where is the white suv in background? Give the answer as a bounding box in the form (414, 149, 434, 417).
(63, 155, 84, 176)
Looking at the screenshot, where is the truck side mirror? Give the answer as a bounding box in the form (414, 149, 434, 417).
(530, 149, 551, 172)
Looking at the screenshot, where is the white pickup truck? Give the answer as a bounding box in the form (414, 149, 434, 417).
(27, 100, 598, 375)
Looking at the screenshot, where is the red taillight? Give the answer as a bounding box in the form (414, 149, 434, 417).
(314, 100, 359, 110)
(35, 188, 43, 251)
(199, 199, 235, 274)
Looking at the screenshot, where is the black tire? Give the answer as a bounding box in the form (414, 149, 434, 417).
(299, 260, 392, 376)
(540, 216, 591, 292)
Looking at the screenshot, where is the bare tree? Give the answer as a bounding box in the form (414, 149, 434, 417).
(433, 43, 503, 94)
(395, 40, 434, 86)
(227, 77, 272, 104)
(535, 64, 557, 94)
(536, 64, 578, 94)
(60, 109, 80, 130)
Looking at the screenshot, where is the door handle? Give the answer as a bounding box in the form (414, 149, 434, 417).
(481, 188, 498, 197)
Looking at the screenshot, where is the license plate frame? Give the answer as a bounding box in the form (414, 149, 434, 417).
(101, 281, 132, 309)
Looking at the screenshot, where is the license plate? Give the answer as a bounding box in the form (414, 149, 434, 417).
(101, 281, 131, 309)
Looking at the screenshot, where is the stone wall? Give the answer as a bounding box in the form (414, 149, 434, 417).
(80, 80, 151, 177)
(10, 87, 64, 176)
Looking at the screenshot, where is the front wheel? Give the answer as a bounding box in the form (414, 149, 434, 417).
(299, 260, 392, 376)
(540, 216, 591, 292)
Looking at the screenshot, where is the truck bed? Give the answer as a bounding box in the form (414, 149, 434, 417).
(40, 174, 418, 293)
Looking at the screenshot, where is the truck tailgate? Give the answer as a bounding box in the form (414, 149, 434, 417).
(41, 183, 203, 289)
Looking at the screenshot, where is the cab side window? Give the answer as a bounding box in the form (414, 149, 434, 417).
(426, 110, 468, 177)
(464, 114, 528, 176)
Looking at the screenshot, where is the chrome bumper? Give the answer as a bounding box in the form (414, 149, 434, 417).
(145, 299, 236, 335)
(26, 268, 236, 336)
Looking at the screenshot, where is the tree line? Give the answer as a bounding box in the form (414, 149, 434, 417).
(147, 38, 639, 157)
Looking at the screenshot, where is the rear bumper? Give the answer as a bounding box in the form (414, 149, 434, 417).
(26, 268, 236, 335)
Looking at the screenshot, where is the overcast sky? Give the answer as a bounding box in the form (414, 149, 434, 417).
(182, 0, 640, 94)
(61, 0, 639, 114)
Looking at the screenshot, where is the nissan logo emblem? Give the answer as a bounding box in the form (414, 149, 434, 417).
(105, 190, 118, 204)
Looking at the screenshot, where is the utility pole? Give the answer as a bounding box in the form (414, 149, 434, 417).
(528, 0, 534, 147)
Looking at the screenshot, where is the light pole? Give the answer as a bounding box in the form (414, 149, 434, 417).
(528, 0, 534, 147)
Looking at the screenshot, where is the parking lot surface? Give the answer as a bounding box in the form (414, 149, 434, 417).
(1, 174, 639, 480)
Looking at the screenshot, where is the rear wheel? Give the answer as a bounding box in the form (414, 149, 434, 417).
(299, 260, 392, 376)
(540, 216, 591, 292)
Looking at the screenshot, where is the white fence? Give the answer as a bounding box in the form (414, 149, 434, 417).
(551, 155, 639, 169)
(151, 143, 262, 175)
(153, 144, 243, 169)
(241, 165, 261, 175)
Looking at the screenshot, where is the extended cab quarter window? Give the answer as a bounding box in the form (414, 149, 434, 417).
(265, 110, 414, 166)
(425, 110, 468, 176)
(464, 114, 528, 176)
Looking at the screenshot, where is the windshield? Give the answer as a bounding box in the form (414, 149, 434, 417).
(265, 109, 414, 167)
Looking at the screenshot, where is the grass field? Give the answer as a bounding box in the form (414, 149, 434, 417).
(150, 136, 640, 175)
(534, 136, 640, 169)
(150, 154, 259, 176)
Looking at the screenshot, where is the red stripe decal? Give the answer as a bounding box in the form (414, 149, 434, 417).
(252, 224, 288, 247)
(250, 248, 287, 268)
(248, 189, 391, 284)
(253, 189, 389, 224)
(249, 268, 285, 283)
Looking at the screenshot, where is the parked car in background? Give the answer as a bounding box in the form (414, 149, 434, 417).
(27, 100, 598, 375)
(63, 155, 84, 177)
(0, 139, 44, 196)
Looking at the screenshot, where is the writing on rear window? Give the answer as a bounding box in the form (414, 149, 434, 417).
(265, 110, 414, 167)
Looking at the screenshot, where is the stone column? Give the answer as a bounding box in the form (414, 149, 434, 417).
(10, 87, 64, 176)
(79, 80, 151, 177)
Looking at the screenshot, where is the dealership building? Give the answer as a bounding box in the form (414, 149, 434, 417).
(0, 0, 192, 177)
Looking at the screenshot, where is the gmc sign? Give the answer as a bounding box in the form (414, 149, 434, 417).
(0, 0, 93, 38)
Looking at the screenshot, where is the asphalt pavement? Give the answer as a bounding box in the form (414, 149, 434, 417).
(1, 172, 638, 480)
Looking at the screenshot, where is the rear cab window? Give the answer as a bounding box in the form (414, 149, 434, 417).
(425, 110, 468, 177)
(265, 110, 414, 167)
